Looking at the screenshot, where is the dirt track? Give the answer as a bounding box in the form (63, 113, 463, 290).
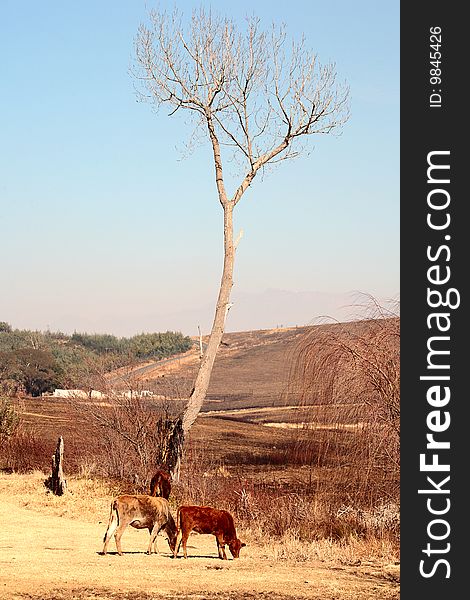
(0, 497, 399, 600)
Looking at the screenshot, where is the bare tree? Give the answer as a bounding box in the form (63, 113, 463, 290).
(132, 7, 350, 470)
(69, 387, 178, 485)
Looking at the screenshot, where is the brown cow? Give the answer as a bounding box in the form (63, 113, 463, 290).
(102, 495, 177, 556)
(174, 505, 246, 560)
(149, 469, 171, 500)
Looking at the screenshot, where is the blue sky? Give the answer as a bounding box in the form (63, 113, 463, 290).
(0, 1, 399, 336)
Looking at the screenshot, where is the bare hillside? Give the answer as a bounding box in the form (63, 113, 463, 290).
(121, 326, 313, 411)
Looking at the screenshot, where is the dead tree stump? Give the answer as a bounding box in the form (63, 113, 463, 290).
(45, 436, 67, 495)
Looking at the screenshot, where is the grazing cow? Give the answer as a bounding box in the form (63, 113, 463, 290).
(102, 495, 177, 556)
(174, 505, 246, 560)
(149, 469, 172, 500)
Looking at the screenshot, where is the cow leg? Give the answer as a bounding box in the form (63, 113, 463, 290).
(114, 528, 125, 556)
(174, 529, 182, 558)
(216, 538, 224, 559)
(216, 535, 227, 560)
(147, 524, 161, 555)
(114, 519, 130, 556)
(181, 530, 190, 559)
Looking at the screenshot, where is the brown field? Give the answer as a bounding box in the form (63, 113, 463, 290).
(2, 325, 400, 598)
(11, 327, 315, 470)
(14, 324, 364, 447)
(0, 472, 399, 600)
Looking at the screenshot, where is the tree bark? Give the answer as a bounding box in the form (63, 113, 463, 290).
(182, 203, 234, 434)
(155, 416, 185, 481)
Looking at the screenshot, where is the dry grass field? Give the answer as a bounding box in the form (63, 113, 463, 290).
(0, 472, 399, 600)
(1, 324, 400, 598)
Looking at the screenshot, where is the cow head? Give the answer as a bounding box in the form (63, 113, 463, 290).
(228, 538, 246, 558)
(166, 529, 177, 553)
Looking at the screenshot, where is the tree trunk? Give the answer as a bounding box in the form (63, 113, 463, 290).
(44, 436, 67, 496)
(155, 416, 185, 481)
(182, 203, 235, 434)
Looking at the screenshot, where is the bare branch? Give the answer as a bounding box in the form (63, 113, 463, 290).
(132, 8, 350, 202)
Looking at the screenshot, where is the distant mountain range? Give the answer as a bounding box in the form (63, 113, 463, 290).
(42, 288, 397, 337)
(146, 289, 391, 336)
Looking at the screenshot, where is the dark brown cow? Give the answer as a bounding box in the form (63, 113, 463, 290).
(174, 505, 246, 560)
(149, 469, 171, 500)
(102, 495, 177, 556)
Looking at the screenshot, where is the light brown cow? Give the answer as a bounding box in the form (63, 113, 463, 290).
(174, 505, 246, 560)
(102, 495, 177, 556)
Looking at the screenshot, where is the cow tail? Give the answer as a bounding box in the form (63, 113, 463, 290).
(103, 499, 119, 543)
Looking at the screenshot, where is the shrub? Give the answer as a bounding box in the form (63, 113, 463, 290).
(0, 396, 20, 440)
(0, 429, 50, 473)
(285, 295, 400, 508)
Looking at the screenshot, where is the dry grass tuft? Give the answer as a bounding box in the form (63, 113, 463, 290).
(0, 470, 123, 523)
(263, 531, 399, 571)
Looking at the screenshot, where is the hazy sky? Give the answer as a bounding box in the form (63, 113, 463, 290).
(1, 1, 399, 336)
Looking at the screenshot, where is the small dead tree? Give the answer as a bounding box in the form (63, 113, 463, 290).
(45, 436, 67, 496)
(80, 391, 164, 482)
(133, 7, 349, 466)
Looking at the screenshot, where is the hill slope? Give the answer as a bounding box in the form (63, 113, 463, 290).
(121, 326, 312, 412)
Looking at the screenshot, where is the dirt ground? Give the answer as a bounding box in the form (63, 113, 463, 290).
(0, 496, 399, 600)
